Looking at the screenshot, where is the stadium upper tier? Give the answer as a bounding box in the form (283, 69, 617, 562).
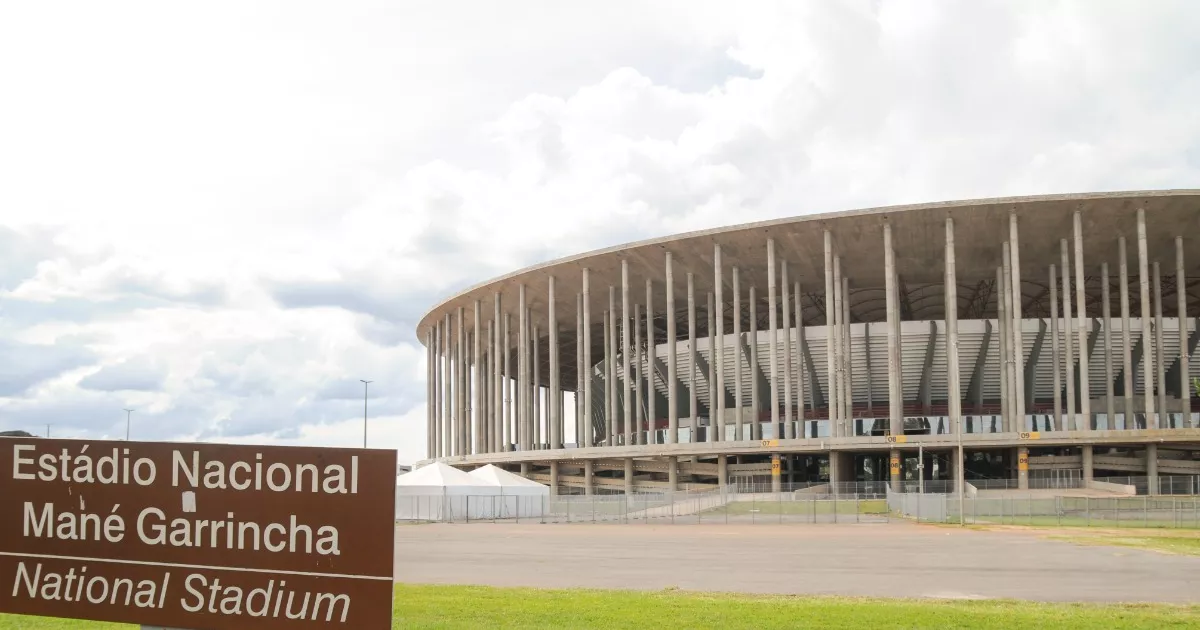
(418, 190, 1200, 462)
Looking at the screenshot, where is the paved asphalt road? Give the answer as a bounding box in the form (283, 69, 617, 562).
(394, 521, 1200, 603)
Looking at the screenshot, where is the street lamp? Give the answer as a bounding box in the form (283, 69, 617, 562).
(123, 408, 134, 441)
(360, 380, 373, 448)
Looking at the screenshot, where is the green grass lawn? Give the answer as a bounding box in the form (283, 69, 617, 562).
(4, 584, 1198, 629)
(925, 522, 1200, 557)
(1046, 529, 1200, 556)
(971, 515, 1199, 528)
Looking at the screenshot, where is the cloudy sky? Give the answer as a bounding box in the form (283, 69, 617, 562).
(1, 1, 1197, 464)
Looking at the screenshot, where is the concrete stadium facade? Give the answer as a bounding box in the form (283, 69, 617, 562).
(417, 191, 1200, 496)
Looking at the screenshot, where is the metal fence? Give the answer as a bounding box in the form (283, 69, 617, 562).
(886, 489, 948, 523)
(399, 478, 1200, 526)
(1093, 475, 1200, 496)
(887, 493, 1200, 528)
(399, 487, 891, 524)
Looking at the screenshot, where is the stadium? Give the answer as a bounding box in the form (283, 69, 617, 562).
(416, 190, 1200, 497)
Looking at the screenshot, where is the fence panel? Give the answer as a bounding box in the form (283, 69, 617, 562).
(396, 483, 1200, 526)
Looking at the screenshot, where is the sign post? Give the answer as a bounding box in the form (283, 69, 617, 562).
(0, 438, 396, 629)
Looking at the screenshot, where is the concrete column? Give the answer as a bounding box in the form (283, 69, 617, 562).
(843, 275, 853, 435)
(891, 247, 903, 431)
(549, 276, 560, 450)
(602, 309, 611, 444)
(503, 313, 511, 450)
(1061, 241, 1077, 429)
(435, 329, 443, 457)
(714, 244, 725, 441)
(795, 282, 807, 428)
(889, 448, 901, 493)
(447, 319, 454, 457)
(645, 279, 653, 444)
(584, 459, 594, 496)
(949, 446, 961, 495)
(533, 326, 540, 450)
(624, 458, 634, 496)
(1002, 242, 1017, 433)
(781, 260, 794, 437)
(1146, 444, 1158, 495)
(667, 253, 676, 444)
(796, 283, 806, 427)
(717, 454, 727, 488)
(436, 324, 446, 456)
(771, 454, 782, 493)
(945, 217, 962, 437)
(768, 239, 780, 437)
(667, 456, 678, 492)
(457, 307, 466, 455)
(447, 315, 455, 455)
(1073, 211, 1091, 429)
(666, 253, 678, 443)
(1119, 238, 1134, 426)
(438, 322, 446, 457)
(833, 255, 843, 436)
(494, 294, 503, 453)
(750, 287, 760, 440)
(707, 292, 716, 442)
(450, 316, 458, 456)
(427, 328, 435, 458)
(465, 310, 473, 454)
(1017, 446, 1029, 490)
(1081, 445, 1093, 484)
(1049, 265, 1062, 431)
(622, 260, 632, 447)
(488, 330, 496, 451)
(1010, 214, 1026, 419)
(518, 285, 528, 451)
(521, 462, 531, 476)
(1138, 209, 1156, 428)
(687, 272, 698, 441)
(582, 269, 592, 448)
(733, 267, 744, 441)
(575, 293, 584, 447)
(825, 229, 836, 433)
(606, 295, 616, 445)
(474, 300, 482, 454)
(634, 304, 644, 446)
(997, 265, 1011, 430)
(1179, 237, 1192, 427)
(1154, 262, 1168, 428)
(883, 223, 901, 436)
(549, 461, 559, 496)
(1102, 263, 1115, 431)
(449, 314, 457, 455)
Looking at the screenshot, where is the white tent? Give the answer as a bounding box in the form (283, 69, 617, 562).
(395, 462, 498, 521)
(468, 465, 550, 519)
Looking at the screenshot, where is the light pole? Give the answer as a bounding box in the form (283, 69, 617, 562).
(360, 380, 372, 448)
(123, 408, 134, 441)
(45, 424, 50, 438)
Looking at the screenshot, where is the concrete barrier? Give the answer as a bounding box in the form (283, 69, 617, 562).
(1088, 479, 1136, 495)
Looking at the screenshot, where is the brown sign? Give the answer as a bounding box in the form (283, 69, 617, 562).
(0, 438, 396, 629)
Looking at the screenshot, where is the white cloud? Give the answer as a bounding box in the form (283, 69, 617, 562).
(0, 1, 1197, 464)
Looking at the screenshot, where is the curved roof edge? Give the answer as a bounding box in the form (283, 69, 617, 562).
(415, 189, 1199, 339)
